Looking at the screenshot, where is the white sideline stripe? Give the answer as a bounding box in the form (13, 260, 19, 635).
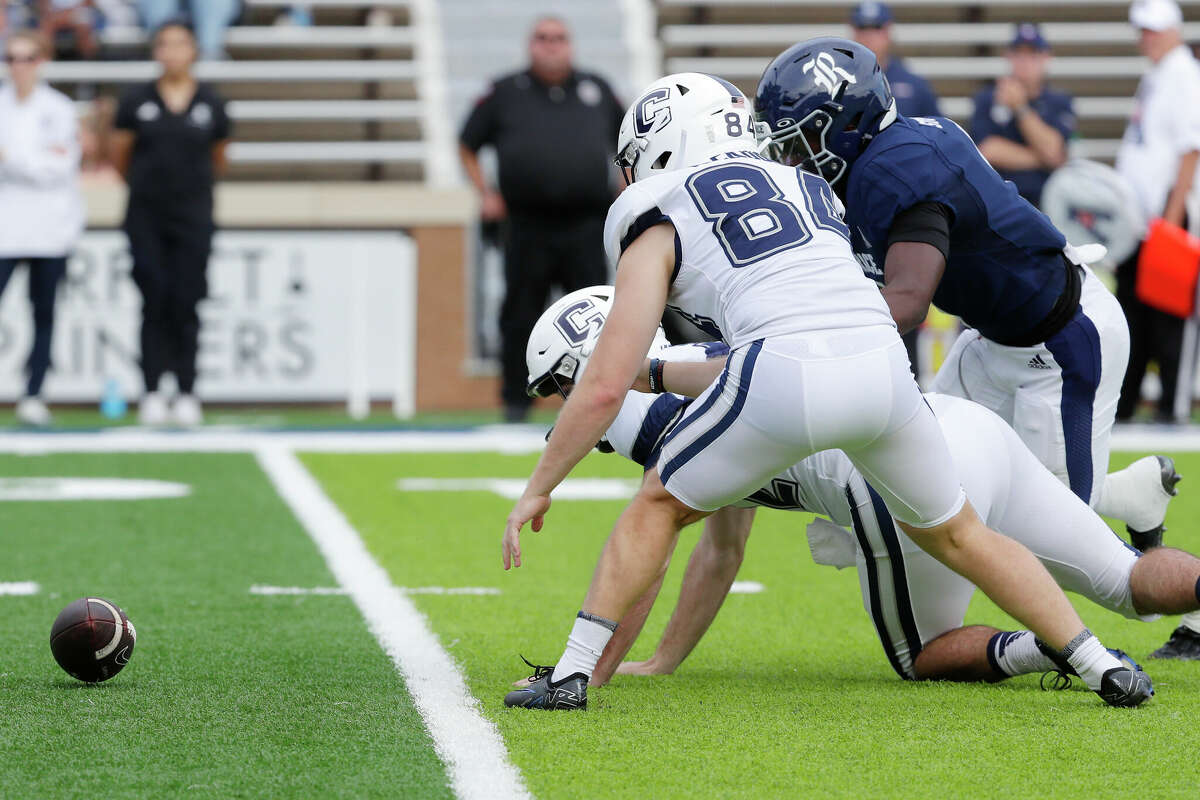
(255, 447, 530, 800)
(251, 584, 501, 596)
(2, 424, 1198, 453)
(399, 477, 641, 501)
(0, 581, 39, 596)
(729, 581, 764, 594)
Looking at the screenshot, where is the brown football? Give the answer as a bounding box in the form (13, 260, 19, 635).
(49, 597, 137, 683)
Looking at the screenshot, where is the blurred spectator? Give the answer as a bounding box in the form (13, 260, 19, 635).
(850, 1, 939, 117)
(458, 16, 623, 422)
(0, 31, 84, 426)
(79, 96, 120, 185)
(971, 24, 1074, 207)
(111, 20, 231, 427)
(137, 1, 239, 60)
(1114, 0, 1200, 422)
(38, 0, 99, 58)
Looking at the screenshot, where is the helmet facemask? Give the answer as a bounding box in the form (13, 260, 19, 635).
(759, 105, 849, 185)
(527, 352, 580, 399)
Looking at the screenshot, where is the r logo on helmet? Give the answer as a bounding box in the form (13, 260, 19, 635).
(802, 52, 858, 95)
(634, 88, 672, 137)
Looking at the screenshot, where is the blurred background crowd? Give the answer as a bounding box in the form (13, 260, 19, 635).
(2, 0, 1200, 427)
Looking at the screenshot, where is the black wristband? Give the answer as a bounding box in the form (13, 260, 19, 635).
(648, 359, 666, 394)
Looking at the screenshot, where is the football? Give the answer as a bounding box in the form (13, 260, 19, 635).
(49, 597, 137, 683)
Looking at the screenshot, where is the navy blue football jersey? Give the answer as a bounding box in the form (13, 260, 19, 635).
(843, 115, 1068, 344)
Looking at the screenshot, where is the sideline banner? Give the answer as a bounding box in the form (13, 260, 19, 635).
(0, 230, 416, 408)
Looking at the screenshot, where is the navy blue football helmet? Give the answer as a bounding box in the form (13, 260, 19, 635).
(755, 38, 897, 185)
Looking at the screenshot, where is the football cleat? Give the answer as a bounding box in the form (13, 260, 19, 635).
(503, 657, 588, 710)
(1148, 625, 1200, 661)
(1127, 456, 1182, 552)
(1097, 666, 1154, 708)
(1035, 640, 1143, 695)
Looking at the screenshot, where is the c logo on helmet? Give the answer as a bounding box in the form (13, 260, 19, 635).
(554, 300, 606, 346)
(801, 52, 858, 95)
(634, 88, 672, 137)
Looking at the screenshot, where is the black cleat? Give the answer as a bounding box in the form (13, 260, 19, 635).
(503, 657, 588, 710)
(1148, 625, 1200, 661)
(1128, 456, 1182, 551)
(1035, 640, 1142, 694)
(1097, 666, 1154, 708)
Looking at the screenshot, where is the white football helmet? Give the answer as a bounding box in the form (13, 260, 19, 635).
(526, 285, 669, 398)
(614, 72, 759, 184)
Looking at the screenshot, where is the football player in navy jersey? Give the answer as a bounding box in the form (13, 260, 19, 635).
(756, 38, 1180, 556)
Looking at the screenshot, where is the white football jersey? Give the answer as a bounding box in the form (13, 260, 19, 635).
(604, 152, 895, 347)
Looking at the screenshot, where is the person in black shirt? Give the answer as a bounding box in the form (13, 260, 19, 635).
(111, 19, 230, 427)
(459, 16, 624, 422)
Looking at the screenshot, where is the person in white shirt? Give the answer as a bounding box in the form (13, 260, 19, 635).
(1115, 0, 1200, 421)
(1116, 0, 1200, 659)
(0, 31, 83, 427)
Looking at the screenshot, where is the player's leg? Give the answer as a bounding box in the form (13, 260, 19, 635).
(844, 342, 1149, 703)
(503, 470, 706, 709)
(847, 477, 978, 680)
(929, 328, 1015, 423)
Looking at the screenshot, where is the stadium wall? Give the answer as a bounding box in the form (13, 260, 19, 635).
(62, 183, 499, 413)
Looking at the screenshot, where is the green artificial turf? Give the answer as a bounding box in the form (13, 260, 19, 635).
(0, 453, 452, 800)
(305, 449, 1200, 800)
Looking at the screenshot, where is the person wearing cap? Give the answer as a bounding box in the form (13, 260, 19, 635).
(850, 1, 939, 118)
(0, 31, 83, 427)
(970, 23, 1076, 207)
(1115, 0, 1200, 661)
(459, 16, 624, 423)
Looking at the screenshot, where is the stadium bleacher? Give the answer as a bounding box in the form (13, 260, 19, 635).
(1, 2, 1191, 178)
(658, 0, 1200, 164)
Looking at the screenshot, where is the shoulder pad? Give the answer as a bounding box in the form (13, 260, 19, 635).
(603, 182, 669, 269)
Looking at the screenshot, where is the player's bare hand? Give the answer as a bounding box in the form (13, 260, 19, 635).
(616, 658, 673, 677)
(502, 492, 551, 569)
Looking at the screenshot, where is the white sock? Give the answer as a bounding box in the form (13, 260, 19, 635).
(1094, 457, 1172, 532)
(550, 612, 616, 683)
(987, 631, 1057, 677)
(1180, 610, 1200, 635)
(1063, 630, 1125, 691)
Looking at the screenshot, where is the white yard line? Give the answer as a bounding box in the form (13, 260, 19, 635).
(255, 446, 530, 800)
(0, 581, 39, 596)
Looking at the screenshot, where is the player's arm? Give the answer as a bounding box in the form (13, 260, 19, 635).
(502, 223, 675, 569)
(615, 506, 756, 676)
(632, 356, 727, 397)
(880, 202, 951, 335)
(1163, 150, 1199, 229)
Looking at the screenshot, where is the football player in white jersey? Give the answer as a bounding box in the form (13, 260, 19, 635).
(500, 74, 1151, 710)
(518, 288, 1200, 689)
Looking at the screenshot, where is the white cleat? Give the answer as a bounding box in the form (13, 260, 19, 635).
(138, 392, 170, 427)
(1125, 455, 1181, 550)
(171, 394, 203, 428)
(15, 396, 52, 427)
